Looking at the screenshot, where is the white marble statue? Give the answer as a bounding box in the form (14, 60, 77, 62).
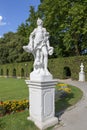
(24, 19, 58, 129)
(79, 63, 85, 81)
(23, 18, 53, 79)
(80, 63, 84, 73)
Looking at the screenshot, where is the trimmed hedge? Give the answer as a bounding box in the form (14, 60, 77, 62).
(0, 62, 33, 78)
(48, 56, 87, 80)
(0, 56, 87, 80)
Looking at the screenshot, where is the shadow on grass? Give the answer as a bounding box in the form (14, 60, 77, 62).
(55, 92, 74, 122)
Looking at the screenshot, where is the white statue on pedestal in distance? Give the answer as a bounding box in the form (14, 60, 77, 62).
(23, 18, 53, 80)
(79, 63, 85, 81)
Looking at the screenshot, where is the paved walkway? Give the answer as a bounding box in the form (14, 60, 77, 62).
(53, 79, 87, 130)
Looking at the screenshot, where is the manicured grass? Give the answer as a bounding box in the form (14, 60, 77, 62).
(0, 77, 28, 101)
(55, 85, 83, 113)
(0, 110, 40, 130)
(0, 111, 52, 130)
(0, 78, 83, 130)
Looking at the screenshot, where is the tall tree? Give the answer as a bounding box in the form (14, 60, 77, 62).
(38, 0, 87, 56)
(63, 0, 87, 55)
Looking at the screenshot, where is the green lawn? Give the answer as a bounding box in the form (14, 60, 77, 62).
(55, 85, 83, 113)
(0, 77, 28, 101)
(0, 111, 52, 130)
(0, 77, 83, 130)
(0, 110, 39, 130)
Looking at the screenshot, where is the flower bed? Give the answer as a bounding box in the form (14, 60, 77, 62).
(57, 83, 71, 93)
(0, 99, 29, 116)
(56, 83, 72, 99)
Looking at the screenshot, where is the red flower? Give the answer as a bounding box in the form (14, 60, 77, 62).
(0, 101, 3, 105)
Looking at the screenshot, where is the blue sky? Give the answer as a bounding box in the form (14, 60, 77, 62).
(0, 0, 40, 38)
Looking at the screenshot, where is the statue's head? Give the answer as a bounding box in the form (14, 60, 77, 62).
(37, 18, 43, 26)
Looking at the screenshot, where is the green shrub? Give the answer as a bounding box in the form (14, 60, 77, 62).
(0, 56, 87, 80)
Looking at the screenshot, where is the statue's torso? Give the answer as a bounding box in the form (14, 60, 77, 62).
(34, 27, 45, 43)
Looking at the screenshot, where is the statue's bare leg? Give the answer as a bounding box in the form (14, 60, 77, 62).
(42, 46, 48, 71)
(34, 50, 40, 68)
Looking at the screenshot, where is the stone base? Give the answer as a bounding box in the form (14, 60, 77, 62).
(30, 69, 53, 81)
(30, 74, 53, 81)
(79, 72, 85, 81)
(27, 116, 58, 130)
(25, 79, 58, 130)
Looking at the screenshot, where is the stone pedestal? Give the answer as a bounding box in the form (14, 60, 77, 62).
(79, 63, 85, 81)
(25, 80, 58, 130)
(79, 72, 85, 81)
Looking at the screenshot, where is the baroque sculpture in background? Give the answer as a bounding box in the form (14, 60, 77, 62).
(79, 63, 85, 81)
(23, 18, 53, 80)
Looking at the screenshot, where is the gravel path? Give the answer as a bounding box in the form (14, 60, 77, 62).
(53, 79, 87, 130)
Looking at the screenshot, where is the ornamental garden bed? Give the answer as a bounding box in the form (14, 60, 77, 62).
(55, 83, 83, 113)
(0, 100, 29, 117)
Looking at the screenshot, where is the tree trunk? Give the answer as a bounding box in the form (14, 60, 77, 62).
(75, 42, 81, 56)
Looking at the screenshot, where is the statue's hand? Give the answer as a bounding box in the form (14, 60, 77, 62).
(23, 46, 28, 52)
(23, 46, 26, 50)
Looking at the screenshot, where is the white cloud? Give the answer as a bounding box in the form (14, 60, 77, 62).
(0, 16, 3, 21)
(0, 35, 2, 38)
(0, 15, 6, 26)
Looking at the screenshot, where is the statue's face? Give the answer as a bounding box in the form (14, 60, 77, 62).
(37, 18, 43, 26)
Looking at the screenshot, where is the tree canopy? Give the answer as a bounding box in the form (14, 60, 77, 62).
(0, 0, 87, 64)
